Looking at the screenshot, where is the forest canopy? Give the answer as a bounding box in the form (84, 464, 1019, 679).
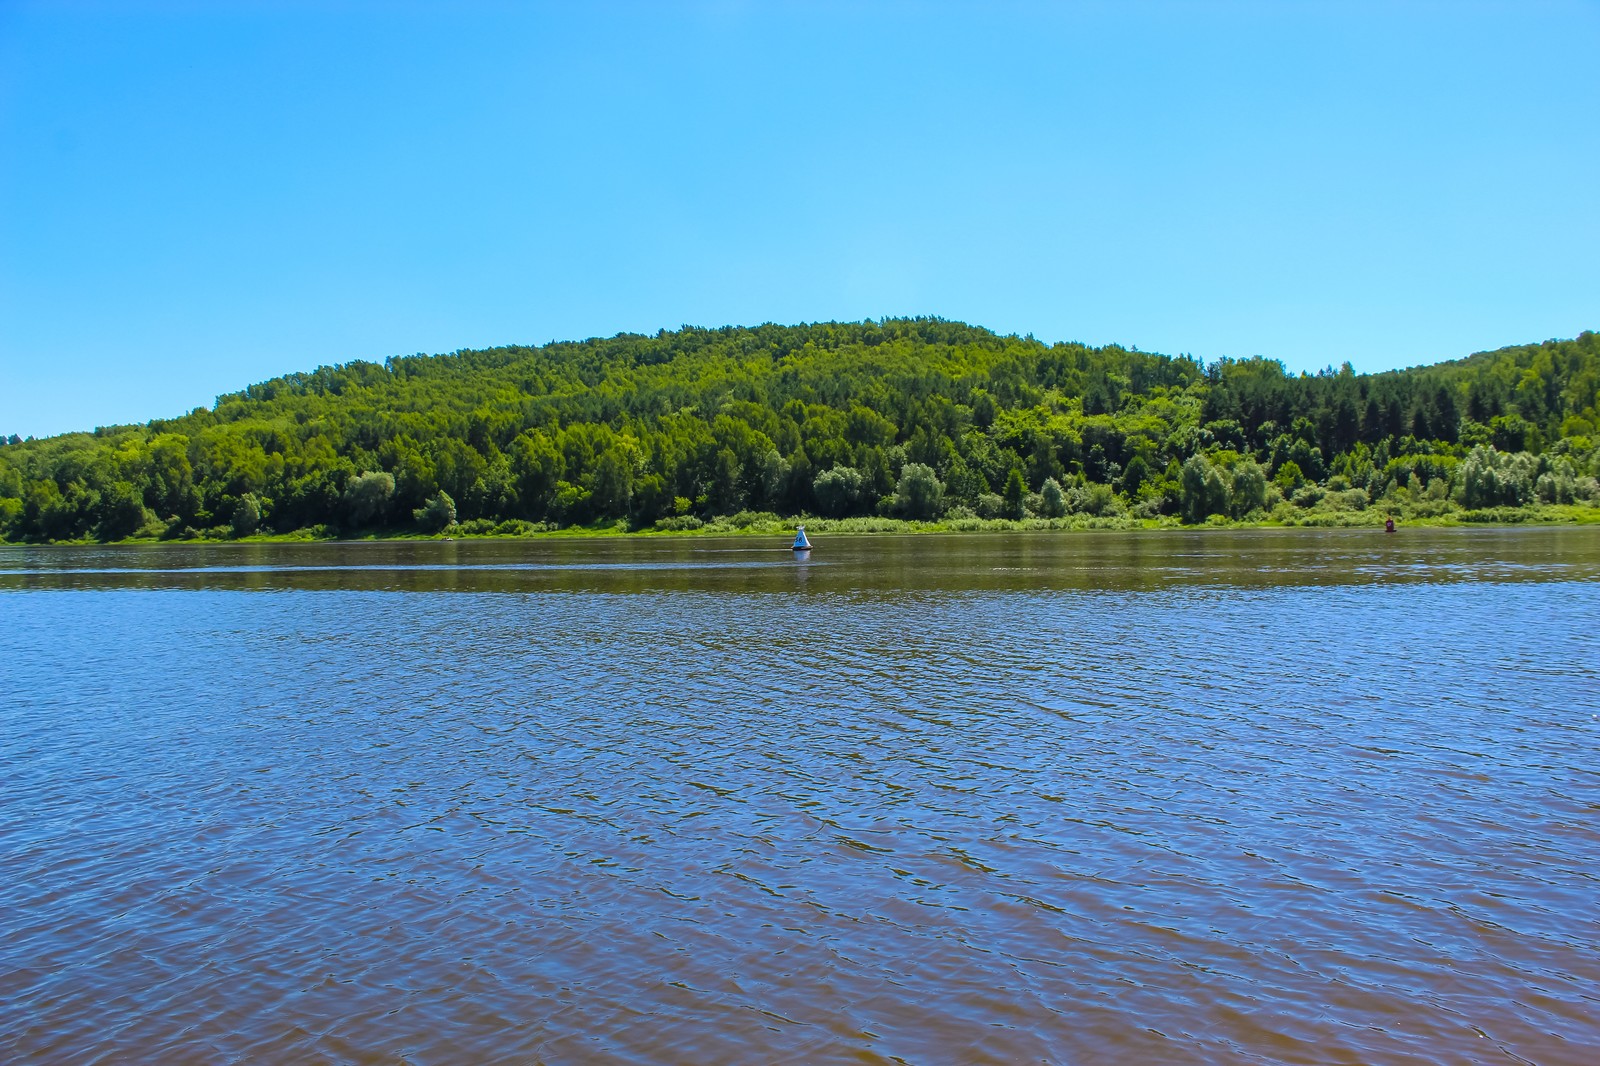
(2, 318, 1597, 542)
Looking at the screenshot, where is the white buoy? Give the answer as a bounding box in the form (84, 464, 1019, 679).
(792, 525, 811, 551)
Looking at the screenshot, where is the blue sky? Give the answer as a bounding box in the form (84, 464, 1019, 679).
(1, 1, 1596, 438)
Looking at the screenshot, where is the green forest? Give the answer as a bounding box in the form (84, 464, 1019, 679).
(2, 319, 1598, 543)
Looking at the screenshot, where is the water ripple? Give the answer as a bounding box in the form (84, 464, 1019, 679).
(2, 532, 1598, 1063)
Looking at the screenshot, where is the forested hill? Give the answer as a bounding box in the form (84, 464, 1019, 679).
(2, 318, 1597, 542)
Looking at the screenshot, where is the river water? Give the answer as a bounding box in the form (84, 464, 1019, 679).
(2, 528, 1598, 1065)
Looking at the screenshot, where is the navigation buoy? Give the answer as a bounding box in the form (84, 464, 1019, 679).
(792, 525, 812, 553)
(1384, 517, 1396, 533)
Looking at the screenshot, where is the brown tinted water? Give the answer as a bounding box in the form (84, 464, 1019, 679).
(2, 528, 1598, 1064)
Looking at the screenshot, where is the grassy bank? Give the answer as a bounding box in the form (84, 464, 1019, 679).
(8, 499, 1598, 548)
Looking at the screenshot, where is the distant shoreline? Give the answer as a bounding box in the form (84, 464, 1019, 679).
(6, 505, 1597, 548)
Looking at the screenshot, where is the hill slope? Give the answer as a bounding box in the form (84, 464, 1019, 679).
(2, 319, 1597, 541)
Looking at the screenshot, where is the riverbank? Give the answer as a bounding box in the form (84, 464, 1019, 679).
(6, 501, 1597, 548)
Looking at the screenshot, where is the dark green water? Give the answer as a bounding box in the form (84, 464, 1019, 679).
(2, 528, 1598, 1064)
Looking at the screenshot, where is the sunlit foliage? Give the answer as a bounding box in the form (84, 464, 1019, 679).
(1, 320, 1597, 540)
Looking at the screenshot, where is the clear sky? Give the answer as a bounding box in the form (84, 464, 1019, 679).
(1, 0, 1597, 439)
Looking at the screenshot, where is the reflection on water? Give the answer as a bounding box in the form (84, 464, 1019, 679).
(2, 529, 1598, 1064)
(4, 526, 1600, 594)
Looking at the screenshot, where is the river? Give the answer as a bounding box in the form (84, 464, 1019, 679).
(2, 528, 1597, 1064)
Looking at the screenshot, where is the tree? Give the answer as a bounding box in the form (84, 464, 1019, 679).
(757, 448, 788, 508)
(1458, 445, 1535, 508)
(705, 447, 742, 514)
(1180, 455, 1230, 523)
(893, 462, 945, 519)
(1002, 466, 1026, 519)
(146, 434, 196, 520)
(231, 494, 261, 537)
(413, 490, 457, 532)
(508, 431, 564, 519)
(96, 482, 149, 541)
(1229, 460, 1268, 517)
(1039, 477, 1067, 518)
(342, 471, 395, 526)
(1203, 467, 1230, 519)
(591, 447, 634, 518)
(1490, 414, 1534, 453)
(1287, 437, 1324, 481)
(430, 439, 485, 514)
(944, 455, 986, 504)
(971, 389, 996, 429)
(1121, 455, 1151, 499)
(813, 466, 864, 516)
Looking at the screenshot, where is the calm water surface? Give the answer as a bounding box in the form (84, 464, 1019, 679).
(2, 528, 1598, 1064)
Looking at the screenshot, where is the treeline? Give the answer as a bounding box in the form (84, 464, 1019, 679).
(2, 318, 1598, 542)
